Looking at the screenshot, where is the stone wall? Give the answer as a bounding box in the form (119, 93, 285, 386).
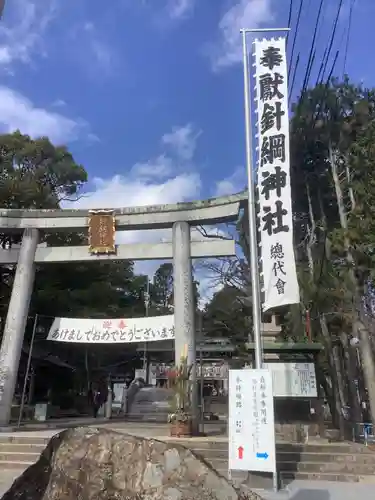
(275, 423, 320, 442)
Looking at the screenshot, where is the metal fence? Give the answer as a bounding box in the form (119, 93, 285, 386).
(352, 422, 375, 446)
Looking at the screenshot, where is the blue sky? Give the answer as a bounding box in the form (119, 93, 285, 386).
(0, 0, 371, 297)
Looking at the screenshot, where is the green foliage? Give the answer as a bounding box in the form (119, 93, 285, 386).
(287, 77, 375, 427)
(151, 263, 174, 314)
(0, 131, 87, 210)
(203, 285, 251, 341)
(0, 132, 145, 343)
(146, 262, 200, 316)
(288, 78, 375, 329)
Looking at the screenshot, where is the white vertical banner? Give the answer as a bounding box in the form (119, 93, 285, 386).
(253, 37, 300, 311)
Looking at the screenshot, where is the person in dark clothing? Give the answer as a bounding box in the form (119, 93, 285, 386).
(91, 380, 109, 418)
(93, 390, 101, 418)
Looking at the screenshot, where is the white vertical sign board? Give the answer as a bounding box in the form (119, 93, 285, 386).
(229, 369, 276, 473)
(253, 37, 300, 311)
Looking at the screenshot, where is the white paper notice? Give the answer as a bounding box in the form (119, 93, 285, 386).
(228, 369, 276, 473)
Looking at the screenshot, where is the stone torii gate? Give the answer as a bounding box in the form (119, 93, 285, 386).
(0, 193, 245, 425)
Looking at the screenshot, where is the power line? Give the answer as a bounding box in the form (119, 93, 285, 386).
(342, 0, 355, 77)
(307, 0, 344, 131)
(288, 0, 304, 80)
(320, 0, 344, 82)
(315, 47, 328, 86)
(289, 53, 300, 100)
(304, 50, 316, 92)
(326, 50, 339, 83)
(302, 0, 346, 138)
(286, 0, 294, 46)
(301, 0, 325, 94)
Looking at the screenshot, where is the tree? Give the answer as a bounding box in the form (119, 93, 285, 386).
(207, 78, 375, 432)
(289, 77, 375, 430)
(203, 285, 251, 342)
(148, 263, 200, 315)
(0, 132, 88, 317)
(0, 132, 147, 374)
(151, 263, 174, 314)
(193, 218, 254, 345)
(0, 131, 87, 209)
(30, 260, 144, 320)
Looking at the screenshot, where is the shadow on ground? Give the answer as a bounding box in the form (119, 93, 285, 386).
(289, 489, 330, 500)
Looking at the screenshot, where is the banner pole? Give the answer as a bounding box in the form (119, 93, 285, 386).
(241, 29, 263, 370)
(240, 27, 291, 493)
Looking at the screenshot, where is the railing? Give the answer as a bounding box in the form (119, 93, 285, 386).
(352, 422, 375, 446)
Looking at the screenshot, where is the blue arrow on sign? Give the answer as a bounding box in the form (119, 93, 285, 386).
(256, 452, 269, 460)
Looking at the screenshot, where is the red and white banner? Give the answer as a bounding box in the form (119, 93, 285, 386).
(47, 315, 174, 344)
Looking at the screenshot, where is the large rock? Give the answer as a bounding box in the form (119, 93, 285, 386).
(1, 427, 262, 500)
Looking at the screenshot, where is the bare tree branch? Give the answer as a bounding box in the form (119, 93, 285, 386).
(58, 192, 90, 204)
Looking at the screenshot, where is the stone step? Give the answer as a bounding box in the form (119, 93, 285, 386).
(125, 414, 169, 423)
(280, 471, 375, 484)
(280, 461, 375, 475)
(128, 407, 169, 414)
(277, 451, 375, 464)
(173, 439, 374, 454)
(189, 447, 375, 464)
(0, 460, 33, 470)
(0, 452, 41, 463)
(0, 436, 50, 445)
(216, 469, 375, 485)
(0, 443, 46, 454)
(206, 457, 375, 475)
(278, 442, 374, 454)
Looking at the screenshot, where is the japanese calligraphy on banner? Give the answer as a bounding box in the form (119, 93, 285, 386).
(46, 315, 175, 344)
(253, 37, 300, 311)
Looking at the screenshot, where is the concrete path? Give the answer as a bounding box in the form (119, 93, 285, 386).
(252, 480, 375, 500)
(2, 473, 375, 500)
(0, 421, 226, 440)
(0, 469, 24, 497)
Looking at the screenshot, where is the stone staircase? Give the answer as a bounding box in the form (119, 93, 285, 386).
(1, 433, 375, 488)
(126, 387, 171, 422)
(169, 439, 375, 487)
(0, 434, 49, 471)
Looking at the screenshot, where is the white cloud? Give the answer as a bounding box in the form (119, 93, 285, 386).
(209, 0, 274, 70)
(68, 170, 227, 304)
(68, 21, 116, 76)
(162, 123, 201, 161)
(72, 172, 201, 217)
(130, 124, 201, 181)
(84, 22, 115, 74)
(51, 99, 67, 108)
(65, 124, 203, 244)
(215, 166, 246, 196)
(64, 124, 238, 301)
(131, 155, 174, 180)
(0, 0, 57, 69)
(68, 170, 202, 277)
(166, 0, 195, 20)
(0, 86, 87, 144)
